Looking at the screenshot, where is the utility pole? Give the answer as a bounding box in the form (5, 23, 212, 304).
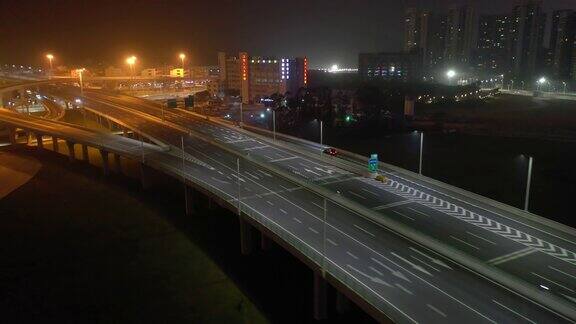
(272, 110, 276, 141)
(181, 136, 189, 215)
(418, 132, 424, 175)
(237, 158, 241, 215)
(524, 156, 533, 211)
(320, 120, 323, 146)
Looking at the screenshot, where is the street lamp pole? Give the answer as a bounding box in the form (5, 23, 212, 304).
(320, 120, 323, 145)
(418, 132, 424, 174)
(272, 110, 276, 141)
(524, 156, 533, 211)
(77, 69, 85, 96)
(46, 54, 54, 79)
(239, 101, 243, 126)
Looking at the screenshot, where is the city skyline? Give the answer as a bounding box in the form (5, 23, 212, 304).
(1, 0, 576, 68)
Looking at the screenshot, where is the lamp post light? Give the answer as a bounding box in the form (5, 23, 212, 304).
(46, 54, 54, 79)
(563, 82, 567, 94)
(446, 70, 456, 85)
(511, 80, 514, 91)
(76, 68, 85, 96)
(126, 56, 137, 79)
(537, 77, 546, 91)
(179, 53, 186, 77)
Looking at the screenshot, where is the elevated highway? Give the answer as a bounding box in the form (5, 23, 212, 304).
(1, 84, 575, 322)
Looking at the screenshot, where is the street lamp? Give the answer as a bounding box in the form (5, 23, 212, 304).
(46, 54, 54, 78)
(523, 155, 534, 211)
(446, 70, 456, 85)
(179, 53, 186, 76)
(563, 82, 567, 94)
(537, 77, 546, 91)
(76, 68, 85, 96)
(126, 55, 137, 78)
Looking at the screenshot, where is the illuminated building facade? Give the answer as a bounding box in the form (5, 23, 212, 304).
(218, 52, 308, 103)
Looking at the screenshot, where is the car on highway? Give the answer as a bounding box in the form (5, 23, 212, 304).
(323, 147, 338, 156)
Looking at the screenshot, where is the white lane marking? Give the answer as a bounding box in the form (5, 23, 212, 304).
(488, 247, 536, 265)
(396, 283, 413, 295)
(410, 255, 440, 272)
(492, 300, 536, 324)
(211, 177, 230, 184)
(279, 185, 293, 191)
(266, 200, 274, 206)
(308, 227, 319, 234)
(258, 170, 273, 177)
(373, 200, 412, 210)
(217, 171, 224, 175)
(229, 174, 246, 182)
(243, 145, 268, 151)
(245, 187, 252, 192)
(531, 272, 575, 292)
(353, 224, 376, 237)
(549, 265, 576, 281)
(391, 252, 432, 276)
(269, 156, 298, 163)
(311, 201, 325, 210)
(406, 207, 431, 218)
(279, 208, 288, 215)
(426, 304, 447, 318)
(244, 171, 260, 180)
(466, 231, 497, 245)
(346, 265, 393, 287)
(369, 266, 383, 276)
(450, 235, 480, 251)
(226, 138, 253, 144)
(347, 190, 367, 200)
(562, 293, 576, 304)
(305, 168, 321, 176)
(391, 210, 415, 221)
(360, 188, 379, 196)
(375, 177, 576, 266)
(326, 238, 339, 246)
(409, 247, 453, 270)
(346, 251, 359, 260)
(370, 257, 410, 282)
(292, 217, 302, 224)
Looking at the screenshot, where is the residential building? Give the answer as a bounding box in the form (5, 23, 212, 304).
(358, 52, 423, 82)
(550, 10, 576, 80)
(474, 14, 510, 75)
(509, 0, 546, 79)
(446, 5, 477, 65)
(141, 68, 159, 77)
(104, 66, 124, 77)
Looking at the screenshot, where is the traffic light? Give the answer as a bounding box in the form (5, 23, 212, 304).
(184, 95, 194, 108)
(167, 98, 177, 109)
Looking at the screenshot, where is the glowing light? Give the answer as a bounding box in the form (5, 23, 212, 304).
(329, 64, 339, 72)
(179, 53, 186, 60)
(538, 77, 547, 84)
(126, 56, 137, 65)
(46, 54, 54, 60)
(446, 70, 456, 79)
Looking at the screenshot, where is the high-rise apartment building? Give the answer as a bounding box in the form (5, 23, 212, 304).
(509, 0, 546, 79)
(550, 10, 576, 80)
(474, 14, 510, 74)
(446, 5, 477, 65)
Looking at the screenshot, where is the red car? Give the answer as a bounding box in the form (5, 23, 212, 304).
(323, 147, 338, 156)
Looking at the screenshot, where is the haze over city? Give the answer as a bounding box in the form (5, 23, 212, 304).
(2, 0, 576, 323)
(1, 0, 576, 68)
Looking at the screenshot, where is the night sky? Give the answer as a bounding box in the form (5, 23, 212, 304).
(1, 0, 575, 68)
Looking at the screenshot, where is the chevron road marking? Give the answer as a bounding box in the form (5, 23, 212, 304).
(362, 178, 576, 266)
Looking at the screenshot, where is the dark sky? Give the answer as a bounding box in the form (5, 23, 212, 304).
(1, 0, 575, 69)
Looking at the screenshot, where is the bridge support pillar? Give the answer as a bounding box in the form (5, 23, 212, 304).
(239, 216, 253, 255)
(114, 154, 122, 174)
(7, 127, 16, 145)
(313, 272, 328, 320)
(66, 141, 76, 162)
(184, 185, 195, 215)
(99, 149, 109, 176)
(52, 136, 59, 152)
(335, 290, 352, 315)
(81, 145, 89, 162)
(139, 163, 152, 189)
(36, 133, 44, 150)
(260, 232, 273, 251)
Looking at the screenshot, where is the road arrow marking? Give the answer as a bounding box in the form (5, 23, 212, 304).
(391, 252, 433, 276)
(410, 247, 453, 270)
